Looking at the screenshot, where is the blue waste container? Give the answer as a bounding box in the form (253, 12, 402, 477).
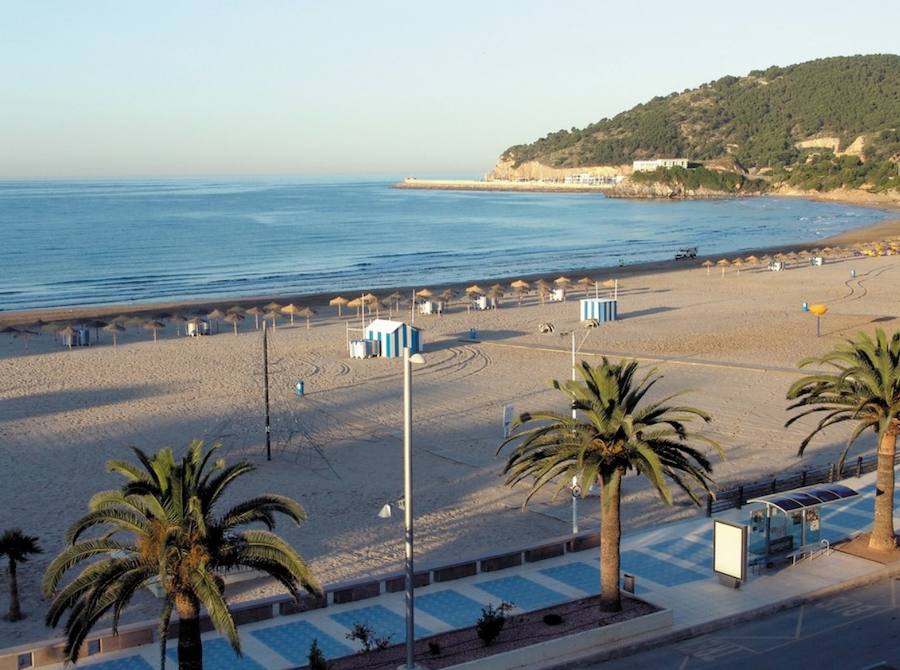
(801, 302, 809, 312)
(469, 328, 477, 340)
(295, 380, 304, 397)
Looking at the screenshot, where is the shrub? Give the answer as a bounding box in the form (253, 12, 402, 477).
(308, 639, 329, 670)
(346, 622, 392, 653)
(476, 601, 513, 646)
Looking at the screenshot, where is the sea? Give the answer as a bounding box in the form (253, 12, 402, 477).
(0, 177, 891, 312)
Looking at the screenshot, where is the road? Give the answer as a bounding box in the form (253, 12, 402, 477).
(585, 577, 900, 669)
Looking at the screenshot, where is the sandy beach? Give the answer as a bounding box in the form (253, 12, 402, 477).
(3, 224, 900, 649)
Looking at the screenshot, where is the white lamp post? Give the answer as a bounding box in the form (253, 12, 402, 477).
(402, 346, 425, 669)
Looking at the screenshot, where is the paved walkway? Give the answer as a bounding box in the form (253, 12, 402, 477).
(41, 468, 895, 670)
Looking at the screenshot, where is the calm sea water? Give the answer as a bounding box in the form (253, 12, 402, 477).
(0, 178, 890, 311)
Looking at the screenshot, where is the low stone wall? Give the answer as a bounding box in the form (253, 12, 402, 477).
(0, 529, 601, 670)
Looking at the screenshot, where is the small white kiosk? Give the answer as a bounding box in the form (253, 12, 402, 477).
(364, 319, 423, 359)
(186, 318, 211, 336)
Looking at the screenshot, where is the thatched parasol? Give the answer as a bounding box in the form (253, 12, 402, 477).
(731, 259, 744, 275)
(577, 277, 594, 296)
(281, 303, 301, 325)
(465, 284, 485, 295)
(329, 296, 349, 317)
(716, 259, 730, 276)
(169, 314, 188, 336)
(245, 306, 263, 329)
(439, 288, 455, 302)
(264, 310, 279, 329)
(744, 255, 759, 265)
(84, 319, 108, 341)
(224, 312, 244, 335)
(487, 285, 504, 307)
(57, 325, 77, 349)
(554, 276, 572, 287)
(103, 322, 125, 346)
(702, 260, 714, 275)
(143, 320, 165, 342)
(226, 305, 244, 315)
(207, 309, 225, 334)
(536, 284, 551, 304)
(362, 293, 380, 304)
(386, 291, 405, 311)
(264, 302, 282, 314)
(510, 279, 530, 290)
(415, 289, 434, 299)
(297, 306, 317, 329)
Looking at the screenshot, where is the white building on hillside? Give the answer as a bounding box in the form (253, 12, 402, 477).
(632, 158, 690, 172)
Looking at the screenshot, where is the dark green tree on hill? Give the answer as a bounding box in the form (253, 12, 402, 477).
(501, 55, 900, 192)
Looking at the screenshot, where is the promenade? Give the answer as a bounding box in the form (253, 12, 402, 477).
(16, 467, 896, 670)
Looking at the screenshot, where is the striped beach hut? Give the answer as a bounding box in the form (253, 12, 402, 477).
(365, 319, 423, 358)
(580, 298, 617, 322)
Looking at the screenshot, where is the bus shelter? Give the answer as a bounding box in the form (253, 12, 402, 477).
(747, 483, 858, 561)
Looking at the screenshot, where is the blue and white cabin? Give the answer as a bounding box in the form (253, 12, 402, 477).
(365, 319, 423, 358)
(580, 298, 617, 322)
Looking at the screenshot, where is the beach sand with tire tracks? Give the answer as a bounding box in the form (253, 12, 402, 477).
(1, 246, 899, 648)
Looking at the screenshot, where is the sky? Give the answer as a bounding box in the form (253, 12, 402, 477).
(1, 0, 898, 179)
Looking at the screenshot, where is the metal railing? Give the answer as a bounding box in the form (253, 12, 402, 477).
(705, 452, 900, 517)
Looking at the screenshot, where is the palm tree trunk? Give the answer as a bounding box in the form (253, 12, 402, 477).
(599, 468, 623, 612)
(870, 428, 897, 551)
(176, 596, 203, 670)
(7, 559, 21, 621)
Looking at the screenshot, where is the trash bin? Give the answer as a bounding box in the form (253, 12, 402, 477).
(801, 302, 809, 312)
(295, 380, 304, 397)
(850, 269, 856, 279)
(469, 328, 477, 340)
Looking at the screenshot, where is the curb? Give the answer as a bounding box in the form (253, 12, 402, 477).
(531, 559, 900, 669)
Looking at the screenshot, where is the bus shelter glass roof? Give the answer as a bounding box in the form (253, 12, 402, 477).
(747, 483, 858, 512)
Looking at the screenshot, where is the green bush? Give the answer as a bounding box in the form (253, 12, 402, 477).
(308, 639, 329, 670)
(476, 602, 513, 646)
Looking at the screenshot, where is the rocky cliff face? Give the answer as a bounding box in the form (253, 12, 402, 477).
(487, 158, 626, 181)
(605, 180, 750, 200)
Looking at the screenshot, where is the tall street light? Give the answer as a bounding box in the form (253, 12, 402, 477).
(402, 346, 426, 669)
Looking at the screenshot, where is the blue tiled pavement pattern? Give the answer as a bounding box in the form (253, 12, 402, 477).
(252, 620, 352, 662)
(415, 589, 486, 629)
(166, 638, 264, 670)
(539, 561, 600, 594)
(620, 550, 706, 587)
(331, 604, 429, 643)
(473, 575, 566, 610)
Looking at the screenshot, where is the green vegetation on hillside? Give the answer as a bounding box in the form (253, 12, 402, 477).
(630, 167, 768, 193)
(502, 55, 899, 193)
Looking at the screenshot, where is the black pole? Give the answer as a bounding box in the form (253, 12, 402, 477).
(264, 323, 271, 461)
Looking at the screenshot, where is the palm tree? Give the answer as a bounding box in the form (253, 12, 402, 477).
(786, 329, 900, 551)
(43, 440, 320, 670)
(0, 529, 42, 621)
(499, 358, 718, 612)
